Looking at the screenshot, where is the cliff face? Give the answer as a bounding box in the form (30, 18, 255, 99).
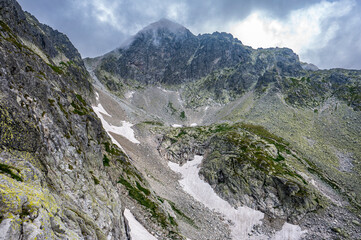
(92, 19, 360, 111)
(0, 1, 180, 239)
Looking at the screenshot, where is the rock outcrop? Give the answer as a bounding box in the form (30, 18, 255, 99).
(0, 1, 180, 239)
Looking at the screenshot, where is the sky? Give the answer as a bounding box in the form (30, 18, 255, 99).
(17, 0, 361, 69)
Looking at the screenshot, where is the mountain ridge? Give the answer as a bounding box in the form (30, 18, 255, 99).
(1, 2, 361, 239)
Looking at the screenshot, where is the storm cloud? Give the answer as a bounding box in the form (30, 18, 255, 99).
(17, 0, 361, 69)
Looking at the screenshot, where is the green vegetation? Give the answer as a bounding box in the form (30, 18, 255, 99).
(160, 121, 321, 218)
(48, 98, 55, 106)
(71, 94, 92, 116)
(168, 200, 196, 227)
(75, 94, 87, 106)
(92, 174, 100, 185)
(180, 111, 186, 119)
(47, 64, 63, 75)
(103, 142, 124, 156)
(136, 181, 150, 196)
(167, 102, 177, 115)
(103, 155, 110, 167)
(118, 176, 169, 227)
(57, 101, 69, 118)
(142, 121, 164, 126)
(0, 163, 23, 182)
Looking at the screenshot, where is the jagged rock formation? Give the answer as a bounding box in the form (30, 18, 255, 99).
(0, 1, 181, 239)
(90, 19, 360, 110)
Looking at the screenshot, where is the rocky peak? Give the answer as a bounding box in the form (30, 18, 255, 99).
(140, 18, 187, 35)
(132, 18, 195, 48)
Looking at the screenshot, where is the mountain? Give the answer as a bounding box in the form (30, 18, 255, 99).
(85, 19, 361, 239)
(0, 1, 181, 239)
(1, 2, 360, 239)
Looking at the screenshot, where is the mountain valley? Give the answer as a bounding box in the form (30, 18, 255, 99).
(0, 1, 360, 239)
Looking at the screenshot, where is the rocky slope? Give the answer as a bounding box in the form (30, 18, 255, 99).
(0, 1, 183, 239)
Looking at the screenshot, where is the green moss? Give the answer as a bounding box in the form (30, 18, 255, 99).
(240, 123, 286, 145)
(136, 181, 151, 196)
(103, 142, 124, 156)
(274, 153, 285, 162)
(168, 214, 177, 226)
(118, 176, 169, 227)
(57, 102, 68, 118)
(168, 201, 196, 227)
(168, 102, 177, 115)
(0, 163, 23, 182)
(25, 65, 34, 72)
(103, 155, 110, 167)
(92, 175, 100, 185)
(71, 98, 90, 116)
(180, 111, 186, 119)
(211, 123, 233, 133)
(142, 121, 164, 126)
(0, 21, 26, 50)
(47, 64, 63, 75)
(48, 98, 55, 106)
(0, 20, 12, 33)
(75, 94, 87, 106)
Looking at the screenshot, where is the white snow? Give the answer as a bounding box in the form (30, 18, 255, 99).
(124, 208, 157, 240)
(168, 156, 264, 240)
(95, 92, 99, 101)
(92, 103, 140, 144)
(190, 123, 198, 127)
(93, 103, 111, 117)
(169, 156, 306, 240)
(125, 91, 135, 99)
(116, 121, 140, 144)
(172, 124, 183, 128)
(272, 223, 307, 240)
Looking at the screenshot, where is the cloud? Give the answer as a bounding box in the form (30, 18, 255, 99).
(16, 0, 361, 69)
(227, 0, 355, 68)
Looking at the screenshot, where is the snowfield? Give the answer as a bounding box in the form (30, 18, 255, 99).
(168, 155, 264, 239)
(169, 155, 306, 240)
(124, 208, 157, 240)
(92, 102, 140, 144)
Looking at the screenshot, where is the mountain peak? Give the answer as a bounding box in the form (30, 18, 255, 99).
(139, 18, 187, 34)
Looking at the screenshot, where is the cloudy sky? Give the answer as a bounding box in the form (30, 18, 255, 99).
(17, 0, 361, 69)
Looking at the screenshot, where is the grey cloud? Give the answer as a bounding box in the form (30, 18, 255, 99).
(16, 0, 361, 69)
(302, 3, 361, 69)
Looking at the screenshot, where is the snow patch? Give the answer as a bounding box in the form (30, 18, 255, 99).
(124, 208, 157, 240)
(172, 124, 182, 128)
(95, 92, 99, 101)
(168, 156, 264, 239)
(190, 123, 198, 127)
(92, 103, 140, 146)
(272, 223, 307, 240)
(93, 103, 111, 117)
(125, 91, 135, 99)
